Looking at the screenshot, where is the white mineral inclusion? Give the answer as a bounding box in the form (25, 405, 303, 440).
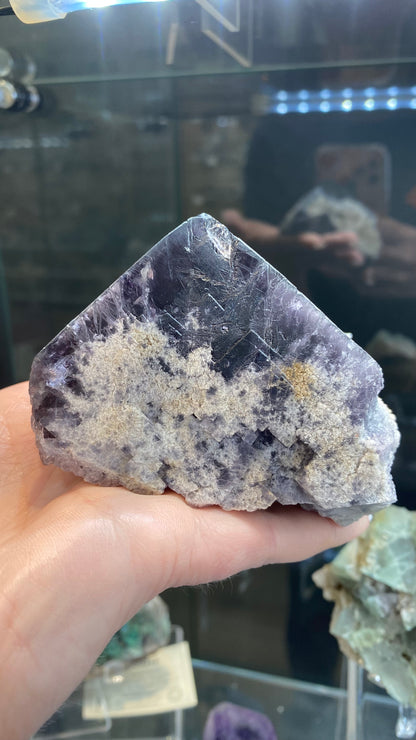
(32, 317, 399, 522)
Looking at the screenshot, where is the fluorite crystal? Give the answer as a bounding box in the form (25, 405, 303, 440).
(96, 596, 171, 665)
(29, 214, 399, 525)
(313, 506, 416, 708)
(203, 702, 277, 740)
(281, 186, 381, 259)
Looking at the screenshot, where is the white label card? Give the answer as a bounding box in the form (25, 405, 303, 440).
(83, 641, 198, 720)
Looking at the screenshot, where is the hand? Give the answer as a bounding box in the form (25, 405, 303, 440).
(221, 209, 280, 247)
(221, 210, 363, 266)
(0, 382, 368, 740)
(360, 217, 416, 296)
(281, 230, 364, 267)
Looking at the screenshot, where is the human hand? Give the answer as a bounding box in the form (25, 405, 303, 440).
(0, 382, 368, 740)
(281, 230, 364, 266)
(360, 217, 416, 295)
(221, 209, 280, 247)
(221, 210, 363, 266)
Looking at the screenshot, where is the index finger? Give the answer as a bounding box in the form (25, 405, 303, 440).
(322, 231, 359, 249)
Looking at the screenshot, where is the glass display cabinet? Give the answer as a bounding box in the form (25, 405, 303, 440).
(2, 1, 416, 738)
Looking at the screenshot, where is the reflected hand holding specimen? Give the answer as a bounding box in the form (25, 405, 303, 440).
(221, 208, 280, 247)
(361, 216, 416, 295)
(221, 208, 363, 265)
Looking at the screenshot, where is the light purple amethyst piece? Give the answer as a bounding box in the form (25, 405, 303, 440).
(29, 214, 399, 525)
(203, 702, 278, 740)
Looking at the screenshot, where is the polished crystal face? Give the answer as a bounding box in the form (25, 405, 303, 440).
(29, 214, 399, 524)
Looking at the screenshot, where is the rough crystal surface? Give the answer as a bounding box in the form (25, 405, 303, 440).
(29, 214, 399, 524)
(313, 506, 416, 708)
(96, 596, 171, 665)
(203, 702, 277, 740)
(281, 186, 381, 259)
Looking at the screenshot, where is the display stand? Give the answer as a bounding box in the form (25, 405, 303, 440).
(346, 659, 363, 740)
(198, 0, 253, 68)
(185, 659, 408, 740)
(32, 627, 186, 740)
(346, 658, 416, 740)
(32, 681, 111, 739)
(33, 648, 416, 739)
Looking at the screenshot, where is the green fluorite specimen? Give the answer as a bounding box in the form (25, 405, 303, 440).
(313, 506, 416, 708)
(97, 596, 171, 665)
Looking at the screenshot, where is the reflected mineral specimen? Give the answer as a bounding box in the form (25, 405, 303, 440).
(203, 702, 277, 740)
(313, 506, 416, 708)
(281, 186, 381, 259)
(96, 596, 171, 665)
(29, 214, 399, 525)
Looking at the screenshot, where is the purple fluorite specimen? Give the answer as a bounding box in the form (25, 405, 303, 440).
(203, 702, 277, 740)
(29, 214, 399, 524)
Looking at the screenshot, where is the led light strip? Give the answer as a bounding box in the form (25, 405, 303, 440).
(10, 0, 168, 24)
(266, 86, 416, 115)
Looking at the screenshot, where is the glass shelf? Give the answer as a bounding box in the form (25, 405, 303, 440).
(31, 57, 416, 88)
(31, 657, 404, 740)
(186, 659, 404, 740)
(2, 1, 416, 86)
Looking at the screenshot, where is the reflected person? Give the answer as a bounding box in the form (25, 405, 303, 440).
(222, 110, 416, 346)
